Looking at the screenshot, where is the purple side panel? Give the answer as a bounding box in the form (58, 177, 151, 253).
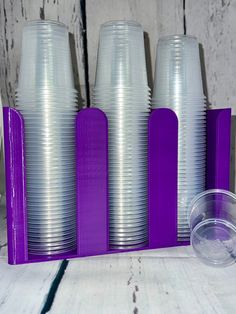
(76, 108, 109, 256)
(206, 108, 231, 236)
(148, 109, 178, 248)
(206, 109, 231, 190)
(3, 107, 28, 264)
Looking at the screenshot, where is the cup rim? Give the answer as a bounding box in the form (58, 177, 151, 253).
(188, 189, 236, 228)
(24, 19, 67, 30)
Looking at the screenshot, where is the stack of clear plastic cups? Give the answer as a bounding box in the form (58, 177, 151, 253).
(15, 20, 78, 256)
(93, 21, 151, 249)
(152, 35, 206, 241)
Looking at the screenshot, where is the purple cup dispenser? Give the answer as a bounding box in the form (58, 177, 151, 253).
(2, 107, 231, 264)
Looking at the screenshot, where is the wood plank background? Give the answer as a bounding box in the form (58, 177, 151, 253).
(0, 0, 86, 107)
(186, 0, 236, 114)
(86, 0, 183, 91)
(1, 0, 236, 113)
(0, 0, 235, 191)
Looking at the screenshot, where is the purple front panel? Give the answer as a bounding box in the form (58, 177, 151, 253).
(76, 108, 109, 256)
(206, 109, 231, 190)
(148, 109, 178, 248)
(3, 107, 28, 264)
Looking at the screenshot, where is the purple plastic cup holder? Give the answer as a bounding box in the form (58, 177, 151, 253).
(2, 106, 231, 264)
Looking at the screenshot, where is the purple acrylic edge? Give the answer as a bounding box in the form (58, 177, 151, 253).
(206, 108, 231, 238)
(148, 108, 179, 248)
(3, 107, 28, 264)
(206, 108, 231, 190)
(76, 108, 109, 256)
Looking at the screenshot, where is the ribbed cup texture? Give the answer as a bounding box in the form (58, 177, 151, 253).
(93, 21, 150, 249)
(16, 20, 77, 255)
(152, 35, 206, 241)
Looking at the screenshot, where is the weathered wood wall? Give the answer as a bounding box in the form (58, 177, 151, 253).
(186, 0, 236, 114)
(185, 0, 236, 190)
(0, 0, 236, 110)
(86, 0, 183, 91)
(0, 0, 86, 107)
(0, 0, 235, 190)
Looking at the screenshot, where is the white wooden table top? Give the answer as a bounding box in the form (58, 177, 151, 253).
(1, 199, 236, 314)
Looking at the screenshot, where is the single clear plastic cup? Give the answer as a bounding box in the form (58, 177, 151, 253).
(18, 21, 74, 89)
(94, 21, 148, 88)
(152, 35, 204, 100)
(189, 189, 236, 267)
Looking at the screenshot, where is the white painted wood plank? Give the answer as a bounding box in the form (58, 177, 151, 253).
(0, 154, 4, 197)
(0, 0, 86, 107)
(108, 245, 195, 258)
(86, 0, 184, 92)
(185, 0, 236, 115)
(185, 0, 236, 193)
(0, 200, 7, 257)
(50, 252, 236, 314)
(0, 259, 62, 314)
(0, 202, 62, 314)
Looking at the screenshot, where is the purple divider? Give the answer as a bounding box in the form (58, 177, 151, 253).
(206, 108, 231, 190)
(206, 108, 231, 240)
(3, 107, 28, 264)
(76, 108, 109, 256)
(148, 109, 178, 248)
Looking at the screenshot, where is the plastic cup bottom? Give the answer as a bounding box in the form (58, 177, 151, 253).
(191, 219, 236, 267)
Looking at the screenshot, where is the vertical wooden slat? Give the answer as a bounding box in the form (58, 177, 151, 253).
(0, 0, 86, 107)
(185, 0, 236, 115)
(185, 0, 236, 192)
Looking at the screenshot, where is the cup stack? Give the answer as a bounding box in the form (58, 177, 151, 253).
(93, 21, 151, 249)
(15, 20, 77, 256)
(152, 35, 206, 241)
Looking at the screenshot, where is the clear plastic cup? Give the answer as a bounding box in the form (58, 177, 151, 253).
(153, 37, 203, 98)
(94, 21, 148, 88)
(189, 189, 236, 267)
(18, 21, 74, 89)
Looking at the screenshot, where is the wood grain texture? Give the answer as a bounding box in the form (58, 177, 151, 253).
(50, 250, 236, 314)
(185, 0, 236, 192)
(0, 0, 86, 107)
(0, 202, 62, 313)
(86, 0, 184, 92)
(0, 260, 62, 313)
(0, 199, 7, 257)
(0, 94, 4, 195)
(185, 0, 236, 115)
